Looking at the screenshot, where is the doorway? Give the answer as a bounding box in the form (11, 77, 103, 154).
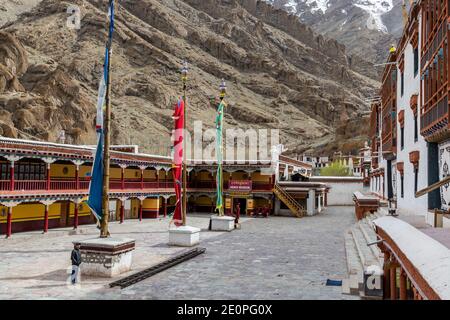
(232, 198, 247, 216)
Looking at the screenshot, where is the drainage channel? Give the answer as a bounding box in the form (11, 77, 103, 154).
(109, 247, 206, 289)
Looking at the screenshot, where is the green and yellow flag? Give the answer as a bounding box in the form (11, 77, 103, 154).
(215, 100, 225, 214)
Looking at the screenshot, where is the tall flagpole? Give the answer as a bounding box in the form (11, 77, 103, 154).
(100, 0, 114, 238)
(181, 61, 188, 226)
(218, 79, 227, 216)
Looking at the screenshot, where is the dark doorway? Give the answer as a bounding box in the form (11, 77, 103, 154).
(428, 142, 441, 209)
(233, 198, 247, 216)
(291, 173, 308, 181)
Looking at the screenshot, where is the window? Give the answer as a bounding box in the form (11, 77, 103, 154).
(414, 47, 419, 77)
(414, 115, 418, 142)
(401, 127, 405, 150)
(414, 168, 418, 193)
(400, 72, 404, 96)
(400, 175, 404, 198)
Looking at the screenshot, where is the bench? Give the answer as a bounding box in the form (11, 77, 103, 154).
(353, 192, 380, 220)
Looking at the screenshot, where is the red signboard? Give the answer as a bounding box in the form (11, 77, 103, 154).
(228, 180, 252, 192)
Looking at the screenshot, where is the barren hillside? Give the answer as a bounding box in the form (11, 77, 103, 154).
(0, 0, 378, 156)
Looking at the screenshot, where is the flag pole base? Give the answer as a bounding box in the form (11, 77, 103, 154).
(169, 225, 200, 247)
(210, 215, 235, 232)
(74, 237, 135, 278)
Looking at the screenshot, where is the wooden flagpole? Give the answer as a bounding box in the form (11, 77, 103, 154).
(181, 61, 188, 226)
(100, 0, 114, 238)
(218, 79, 227, 216)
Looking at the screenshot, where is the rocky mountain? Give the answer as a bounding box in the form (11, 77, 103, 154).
(266, 0, 407, 63)
(0, 0, 378, 157)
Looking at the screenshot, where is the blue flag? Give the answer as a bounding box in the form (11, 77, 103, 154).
(87, 132, 104, 222)
(87, 0, 114, 223)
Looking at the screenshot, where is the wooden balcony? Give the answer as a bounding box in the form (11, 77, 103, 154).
(419, 1, 449, 143)
(381, 104, 396, 160)
(0, 178, 274, 195)
(0, 179, 173, 195)
(420, 94, 449, 142)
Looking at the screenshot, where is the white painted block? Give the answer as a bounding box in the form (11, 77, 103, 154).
(169, 225, 201, 247)
(210, 215, 235, 231)
(307, 189, 315, 216)
(443, 216, 450, 229)
(341, 278, 351, 294)
(76, 237, 135, 278)
(426, 211, 435, 227)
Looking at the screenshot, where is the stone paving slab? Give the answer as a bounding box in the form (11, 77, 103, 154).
(0, 208, 358, 300)
(0, 215, 237, 300)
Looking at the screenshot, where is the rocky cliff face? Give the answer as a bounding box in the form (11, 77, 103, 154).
(0, 0, 377, 156)
(267, 0, 406, 63)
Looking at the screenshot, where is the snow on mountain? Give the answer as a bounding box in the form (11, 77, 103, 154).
(353, 0, 394, 33)
(304, 0, 330, 13)
(264, 0, 402, 63)
(267, 1, 396, 33)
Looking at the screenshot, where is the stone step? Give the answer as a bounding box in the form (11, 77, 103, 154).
(358, 219, 383, 263)
(343, 230, 364, 296)
(341, 274, 362, 296)
(377, 208, 388, 217)
(360, 291, 383, 300)
(341, 278, 351, 295)
(344, 230, 364, 276)
(358, 219, 376, 243)
(364, 215, 375, 228)
(350, 225, 380, 268)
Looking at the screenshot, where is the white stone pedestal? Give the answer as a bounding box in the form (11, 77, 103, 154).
(74, 237, 135, 278)
(210, 215, 235, 231)
(169, 226, 200, 247)
(443, 216, 450, 229)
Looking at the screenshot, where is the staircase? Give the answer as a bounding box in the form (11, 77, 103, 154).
(273, 183, 306, 218)
(342, 210, 385, 299)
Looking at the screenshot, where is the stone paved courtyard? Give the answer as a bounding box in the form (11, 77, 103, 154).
(0, 206, 358, 300)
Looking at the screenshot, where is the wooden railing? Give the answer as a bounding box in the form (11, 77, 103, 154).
(0, 180, 10, 190)
(14, 180, 47, 191)
(188, 181, 216, 189)
(420, 95, 448, 133)
(273, 183, 305, 218)
(252, 181, 273, 191)
(0, 179, 273, 193)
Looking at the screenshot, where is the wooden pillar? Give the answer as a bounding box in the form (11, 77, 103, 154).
(43, 204, 49, 233)
(164, 197, 167, 218)
(139, 200, 143, 221)
(399, 269, 407, 300)
(121, 167, 125, 190)
(10, 161, 15, 191)
(157, 170, 160, 188)
(324, 192, 328, 206)
(120, 200, 125, 223)
(46, 163, 51, 191)
(74, 203, 79, 229)
(6, 206, 13, 238)
(412, 286, 418, 300)
(75, 165, 80, 190)
(140, 169, 144, 189)
(390, 266, 397, 300)
(383, 252, 391, 299)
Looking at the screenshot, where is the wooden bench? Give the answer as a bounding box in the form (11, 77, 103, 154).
(353, 192, 380, 220)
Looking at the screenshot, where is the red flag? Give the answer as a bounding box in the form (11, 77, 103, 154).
(171, 98, 184, 226)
